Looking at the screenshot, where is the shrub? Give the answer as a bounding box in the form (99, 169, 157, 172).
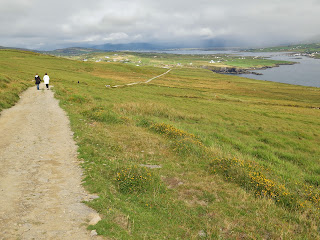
(136, 118, 152, 127)
(150, 122, 197, 140)
(147, 122, 309, 210)
(82, 106, 123, 124)
(209, 157, 299, 209)
(171, 137, 208, 159)
(68, 94, 89, 103)
(301, 184, 320, 209)
(115, 165, 159, 194)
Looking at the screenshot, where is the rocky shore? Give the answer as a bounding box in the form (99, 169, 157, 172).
(208, 62, 296, 76)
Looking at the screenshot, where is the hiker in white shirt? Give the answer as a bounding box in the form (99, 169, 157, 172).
(43, 73, 50, 90)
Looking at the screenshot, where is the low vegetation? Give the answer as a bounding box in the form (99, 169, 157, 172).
(50, 50, 295, 70)
(40, 47, 105, 56)
(0, 50, 36, 111)
(248, 43, 320, 58)
(1, 49, 320, 239)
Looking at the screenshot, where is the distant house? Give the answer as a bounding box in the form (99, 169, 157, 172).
(209, 60, 215, 63)
(83, 59, 88, 62)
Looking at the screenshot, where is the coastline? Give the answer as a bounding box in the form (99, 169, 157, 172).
(207, 61, 296, 75)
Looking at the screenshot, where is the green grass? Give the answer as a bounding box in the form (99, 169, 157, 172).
(1, 49, 320, 239)
(248, 43, 320, 56)
(60, 51, 295, 70)
(0, 50, 38, 111)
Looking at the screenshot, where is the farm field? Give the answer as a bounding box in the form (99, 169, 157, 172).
(45, 49, 295, 70)
(247, 43, 320, 59)
(1, 49, 320, 239)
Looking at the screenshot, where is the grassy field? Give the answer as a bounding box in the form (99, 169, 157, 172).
(57, 51, 295, 70)
(1, 49, 320, 239)
(248, 43, 320, 58)
(0, 50, 37, 111)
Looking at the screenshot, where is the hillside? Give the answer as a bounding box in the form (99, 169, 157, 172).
(57, 50, 295, 74)
(1, 49, 320, 239)
(248, 43, 320, 58)
(92, 42, 164, 51)
(40, 47, 106, 56)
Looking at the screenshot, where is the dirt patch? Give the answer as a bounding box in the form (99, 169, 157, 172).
(179, 189, 208, 207)
(114, 214, 129, 230)
(0, 86, 103, 239)
(162, 177, 184, 189)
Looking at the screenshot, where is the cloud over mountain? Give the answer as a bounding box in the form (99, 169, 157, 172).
(1, 0, 319, 50)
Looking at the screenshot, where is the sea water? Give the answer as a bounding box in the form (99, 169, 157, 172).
(137, 50, 320, 88)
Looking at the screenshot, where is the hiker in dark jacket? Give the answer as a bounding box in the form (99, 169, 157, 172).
(35, 74, 41, 90)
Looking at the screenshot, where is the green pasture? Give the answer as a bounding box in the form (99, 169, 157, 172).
(67, 51, 294, 70)
(1, 49, 320, 239)
(250, 43, 320, 55)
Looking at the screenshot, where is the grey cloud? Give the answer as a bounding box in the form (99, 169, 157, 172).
(0, 0, 319, 50)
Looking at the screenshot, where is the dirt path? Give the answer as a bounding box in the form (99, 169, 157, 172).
(110, 68, 171, 88)
(0, 86, 102, 239)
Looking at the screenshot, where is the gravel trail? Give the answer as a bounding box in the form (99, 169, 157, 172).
(0, 86, 102, 239)
(111, 68, 171, 88)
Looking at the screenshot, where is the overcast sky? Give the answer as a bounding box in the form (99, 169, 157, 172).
(0, 0, 319, 50)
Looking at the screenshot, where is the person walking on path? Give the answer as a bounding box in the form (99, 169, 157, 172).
(35, 73, 41, 90)
(43, 73, 50, 90)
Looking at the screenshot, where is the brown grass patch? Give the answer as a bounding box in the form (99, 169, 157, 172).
(162, 177, 184, 189)
(114, 213, 130, 230)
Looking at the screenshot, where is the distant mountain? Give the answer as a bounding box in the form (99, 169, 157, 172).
(0, 45, 33, 51)
(245, 42, 320, 56)
(304, 35, 320, 44)
(40, 47, 106, 56)
(92, 43, 165, 51)
(92, 38, 245, 51)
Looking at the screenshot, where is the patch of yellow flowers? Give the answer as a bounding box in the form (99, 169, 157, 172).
(210, 157, 299, 209)
(149, 122, 319, 211)
(150, 123, 206, 157)
(150, 123, 197, 140)
(115, 166, 153, 194)
(302, 184, 320, 209)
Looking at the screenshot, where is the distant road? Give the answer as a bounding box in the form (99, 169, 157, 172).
(111, 68, 172, 88)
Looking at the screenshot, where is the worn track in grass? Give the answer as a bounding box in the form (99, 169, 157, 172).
(111, 68, 172, 88)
